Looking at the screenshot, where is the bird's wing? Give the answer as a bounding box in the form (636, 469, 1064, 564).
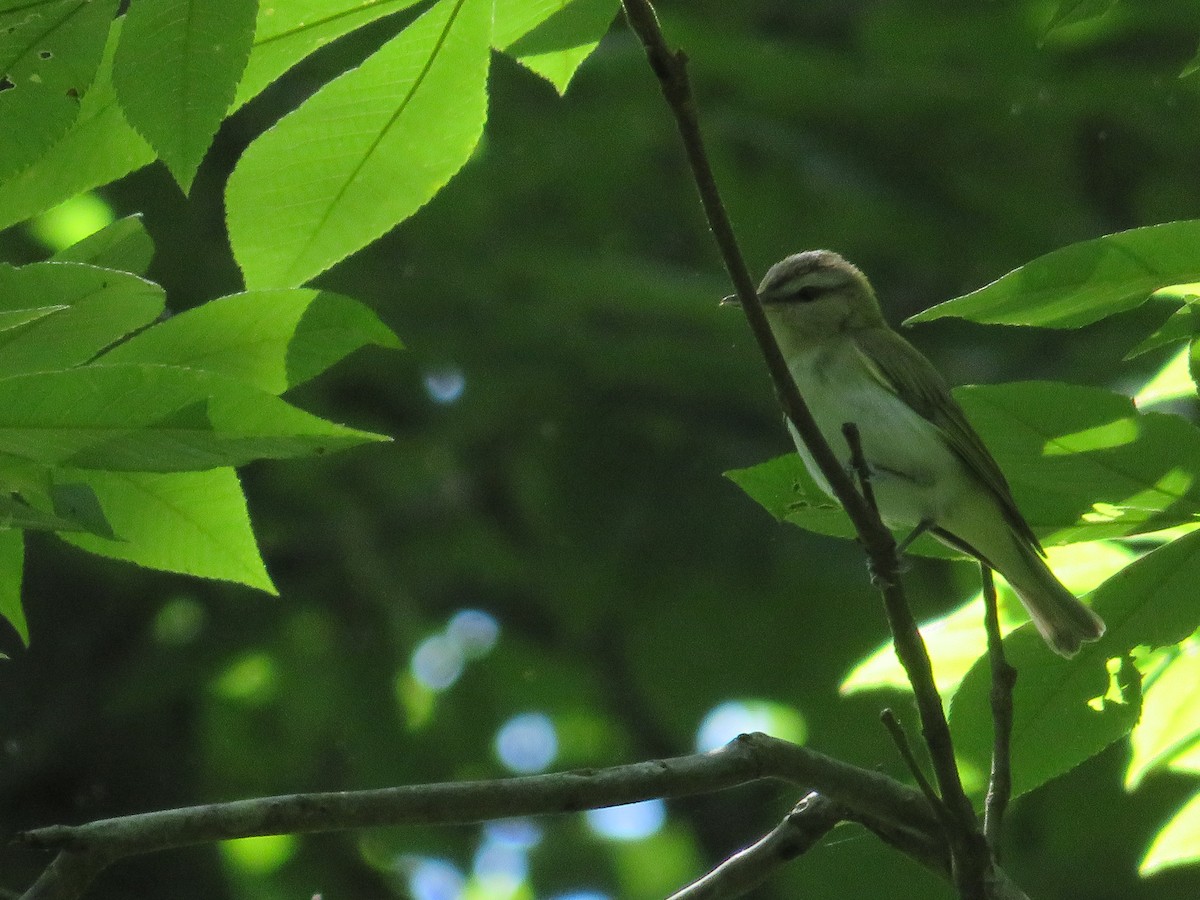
(851, 326, 1044, 554)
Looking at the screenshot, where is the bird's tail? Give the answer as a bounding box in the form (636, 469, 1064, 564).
(1004, 542, 1105, 658)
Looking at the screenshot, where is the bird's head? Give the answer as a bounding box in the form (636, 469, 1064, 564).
(726, 250, 885, 351)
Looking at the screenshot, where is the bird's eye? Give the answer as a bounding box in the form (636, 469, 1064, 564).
(792, 286, 820, 303)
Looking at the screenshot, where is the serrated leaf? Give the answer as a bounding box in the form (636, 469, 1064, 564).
(951, 529, 1200, 799)
(1141, 791, 1200, 876)
(0, 262, 165, 375)
(843, 541, 1135, 698)
(226, 0, 491, 289)
(233, 0, 423, 110)
(99, 288, 401, 394)
(50, 214, 154, 274)
(498, 0, 618, 94)
(0, 18, 155, 231)
(729, 381, 1200, 552)
(58, 467, 275, 593)
(114, 0, 258, 192)
(956, 382, 1200, 545)
(1127, 642, 1200, 789)
(906, 221, 1200, 328)
(0, 364, 387, 472)
(0, 306, 64, 331)
(0, 529, 25, 643)
(0, 0, 120, 181)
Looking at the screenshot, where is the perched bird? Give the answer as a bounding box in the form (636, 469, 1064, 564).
(736, 250, 1105, 657)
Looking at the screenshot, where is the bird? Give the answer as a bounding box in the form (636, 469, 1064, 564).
(734, 249, 1105, 657)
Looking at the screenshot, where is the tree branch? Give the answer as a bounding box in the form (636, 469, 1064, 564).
(16, 734, 937, 900)
(618, 1, 991, 895)
(668, 793, 845, 900)
(981, 565, 1016, 850)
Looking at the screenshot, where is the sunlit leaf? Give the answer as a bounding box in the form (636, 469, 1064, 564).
(0, 529, 25, 644)
(114, 0, 258, 192)
(99, 289, 401, 394)
(50, 214, 154, 275)
(1127, 641, 1200, 789)
(27, 192, 115, 252)
(233, 0, 424, 109)
(0, 262, 164, 376)
(950, 529, 1200, 799)
(0, 20, 155, 232)
(843, 541, 1135, 697)
(1125, 287, 1200, 358)
(498, 0, 619, 94)
(226, 0, 491, 288)
(1140, 791, 1200, 876)
(0, 0, 120, 181)
(0, 364, 387, 472)
(905, 221, 1200, 328)
(1135, 345, 1198, 409)
(59, 467, 276, 593)
(729, 381, 1200, 551)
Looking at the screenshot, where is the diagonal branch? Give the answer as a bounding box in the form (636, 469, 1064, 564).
(668, 792, 846, 900)
(618, 1, 990, 895)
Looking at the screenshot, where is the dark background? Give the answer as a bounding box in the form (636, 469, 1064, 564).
(3, 1, 1200, 897)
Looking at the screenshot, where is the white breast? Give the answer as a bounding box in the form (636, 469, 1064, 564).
(784, 339, 970, 529)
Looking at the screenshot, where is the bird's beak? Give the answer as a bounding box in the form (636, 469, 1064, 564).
(719, 293, 740, 307)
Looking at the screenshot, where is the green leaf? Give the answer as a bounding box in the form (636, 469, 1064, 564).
(114, 0, 258, 192)
(58, 467, 276, 593)
(0, 262, 165, 376)
(497, 0, 619, 94)
(1127, 641, 1200, 789)
(725, 451, 865, 545)
(956, 382, 1200, 545)
(729, 382, 1200, 551)
(0, 306, 65, 331)
(1141, 791, 1200, 876)
(0, 529, 25, 644)
(843, 541, 1135, 698)
(1125, 288, 1200, 358)
(0, 364, 387, 472)
(226, 0, 491, 289)
(0, 454, 114, 536)
(1044, 0, 1119, 35)
(905, 221, 1200, 328)
(50, 214, 155, 274)
(1183, 40, 1200, 79)
(0, 18, 155, 232)
(98, 288, 401, 394)
(1135, 345, 1198, 409)
(233, 0, 423, 110)
(0, 0, 120, 181)
(951, 529, 1200, 799)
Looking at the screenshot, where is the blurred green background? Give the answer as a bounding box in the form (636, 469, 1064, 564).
(4, 1, 1200, 897)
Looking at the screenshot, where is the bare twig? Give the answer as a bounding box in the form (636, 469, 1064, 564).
(668, 793, 845, 900)
(880, 709, 950, 830)
(981, 565, 1016, 850)
(842, 422, 878, 515)
(16, 734, 938, 900)
(618, 2, 989, 895)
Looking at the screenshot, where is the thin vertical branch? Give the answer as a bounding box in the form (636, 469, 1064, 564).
(618, 3, 991, 895)
(981, 565, 1016, 850)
